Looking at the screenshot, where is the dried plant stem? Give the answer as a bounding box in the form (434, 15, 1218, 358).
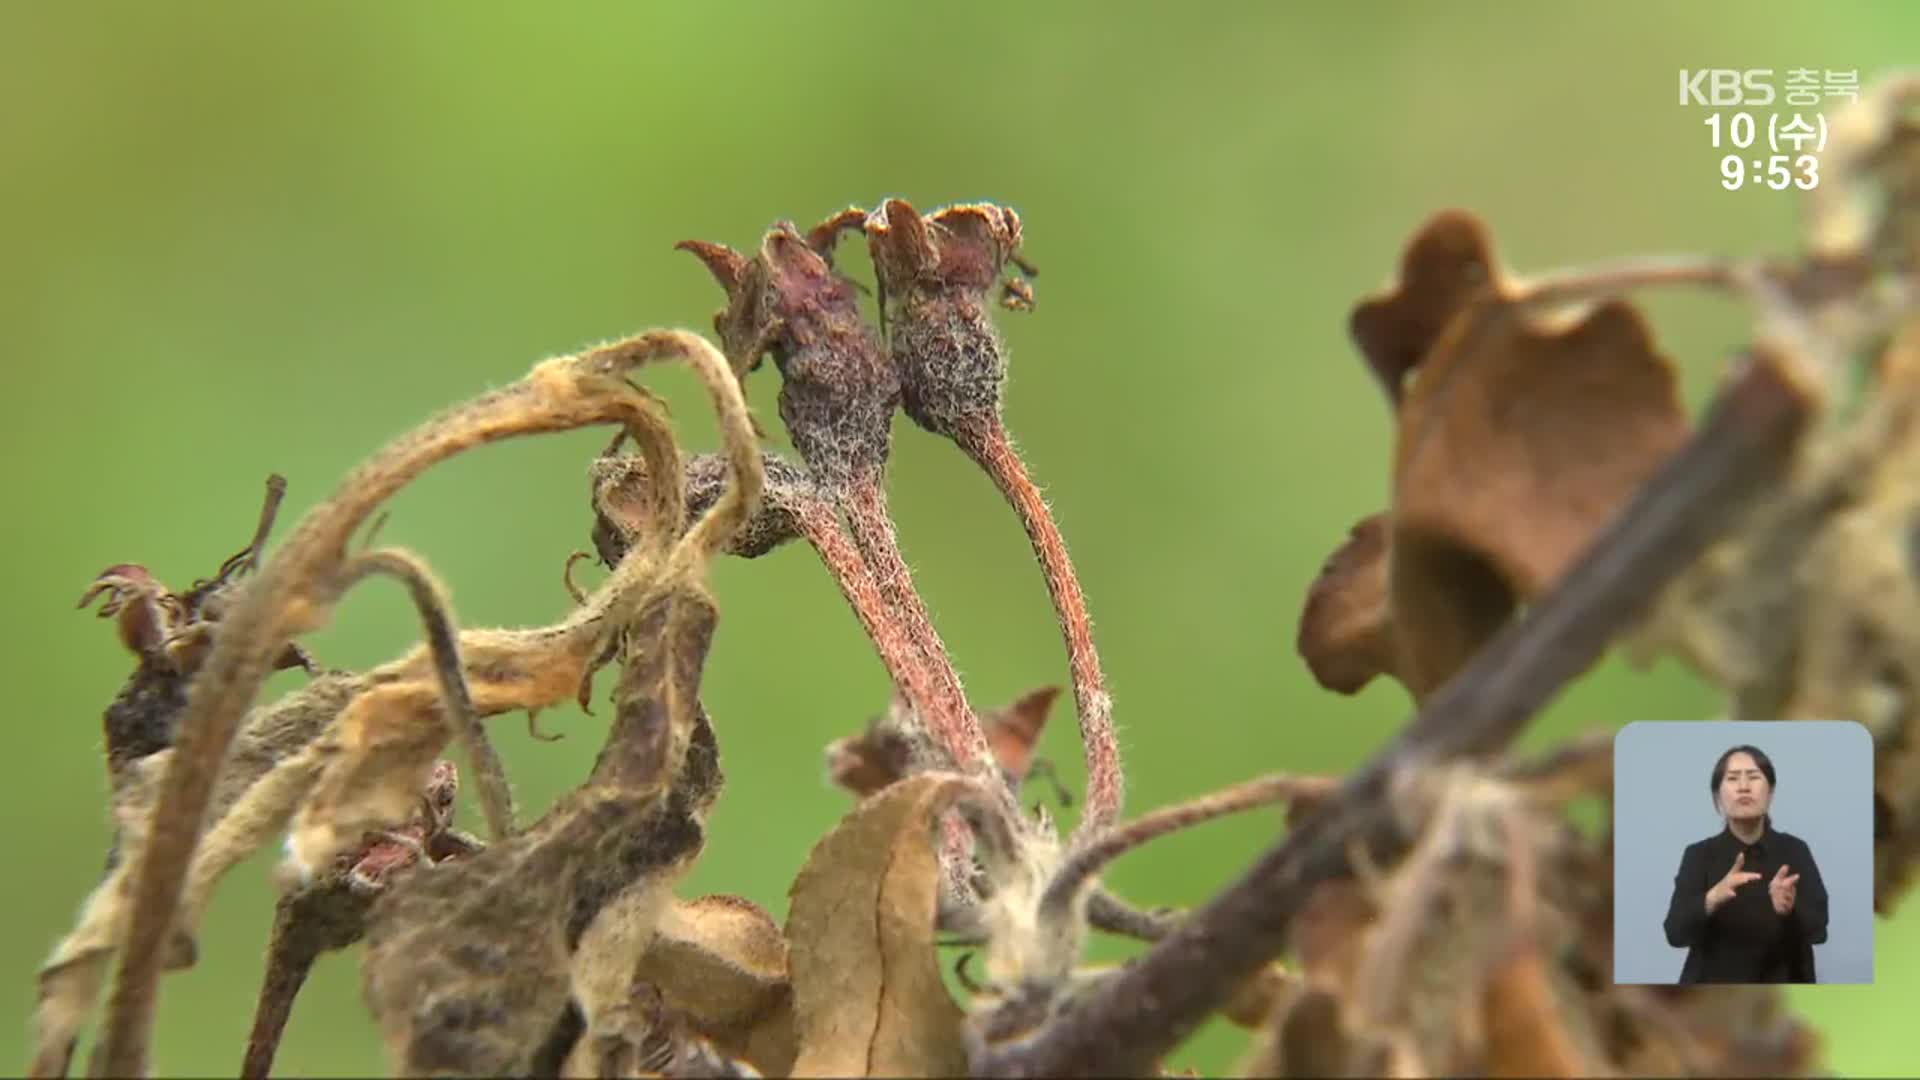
(1085, 890, 1178, 942)
(239, 888, 362, 1080)
(206, 472, 288, 588)
(239, 938, 311, 1080)
(842, 479, 991, 772)
(93, 331, 710, 1079)
(1041, 774, 1332, 921)
(791, 499, 949, 735)
(964, 418, 1120, 832)
(661, 340, 763, 574)
(1513, 255, 1752, 313)
(337, 548, 512, 842)
(976, 348, 1816, 1077)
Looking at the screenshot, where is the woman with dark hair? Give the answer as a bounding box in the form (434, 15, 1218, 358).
(1662, 744, 1830, 983)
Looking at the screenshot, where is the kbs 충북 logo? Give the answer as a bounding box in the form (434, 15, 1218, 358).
(1678, 69, 1860, 192)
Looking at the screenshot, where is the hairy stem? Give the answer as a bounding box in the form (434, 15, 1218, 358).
(964, 418, 1120, 833)
(792, 499, 948, 735)
(842, 479, 990, 772)
(975, 348, 1815, 1077)
(338, 548, 512, 842)
(1041, 774, 1332, 923)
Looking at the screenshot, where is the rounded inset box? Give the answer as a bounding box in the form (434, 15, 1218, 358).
(1612, 719, 1874, 985)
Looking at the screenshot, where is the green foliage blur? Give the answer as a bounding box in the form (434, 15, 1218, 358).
(3, 3, 1915, 1075)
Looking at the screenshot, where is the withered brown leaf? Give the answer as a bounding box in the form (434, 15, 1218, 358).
(785, 772, 984, 1077)
(826, 687, 1060, 801)
(632, 894, 796, 1075)
(1301, 211, 1691, 699)
(354, 330, 759, 1078)
(1348, 209, 1507, 407)
(1296, 514, 1395, 694)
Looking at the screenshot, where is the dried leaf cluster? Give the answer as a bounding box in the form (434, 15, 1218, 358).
(29, 73, 1920, 1078)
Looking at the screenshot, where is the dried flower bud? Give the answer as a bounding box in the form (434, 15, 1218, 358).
(865, 198, 1030, 441)
(680, 225, 900, 493)
(79, 477, 313, 775)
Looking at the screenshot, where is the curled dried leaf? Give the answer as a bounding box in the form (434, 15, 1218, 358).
(1348, 209, 1507, 407)
(826, 687, 1059, 801)
(29, 671, 366, 1079)
(1392, 298, 1691, 696)
(361, 776, 710, 1076)
(1303, 213, 1691, 700)
(1297, 514, 1395, 695)
(93, 333, 725, 1077)
(285, 682, 449, 881)
(785, 772, 989, 1077)
(360, 331, 759, 1077)
(632, 894, 796, 1075)
(984, 686, 1058, 790)
(825, 696, 927, 800)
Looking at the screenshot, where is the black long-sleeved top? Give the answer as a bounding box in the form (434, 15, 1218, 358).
(1662, 823, 1829, 984)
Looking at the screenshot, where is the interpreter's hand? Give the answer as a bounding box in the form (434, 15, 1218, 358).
(1770, 863, 1800, 916)
(1706, 851, 1763, 913)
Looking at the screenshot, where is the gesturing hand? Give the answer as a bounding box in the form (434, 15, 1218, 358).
(1706, 851, 1763, 913)
(1770, 863, 1800, 915)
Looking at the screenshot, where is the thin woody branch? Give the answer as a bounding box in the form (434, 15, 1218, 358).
(975, 347, 1817, 1077)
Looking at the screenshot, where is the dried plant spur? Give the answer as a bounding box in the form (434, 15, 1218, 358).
(856, 199, 1125, 834)
(680, 226, 991, 777)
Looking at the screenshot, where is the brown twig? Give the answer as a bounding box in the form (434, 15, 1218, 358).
(240, 884, 370, 1080)
(1512, 255, 1753, 313)
(974, 347, 1816, 1077)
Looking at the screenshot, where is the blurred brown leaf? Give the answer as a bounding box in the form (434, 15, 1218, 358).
(1301, 211, 1691, 699)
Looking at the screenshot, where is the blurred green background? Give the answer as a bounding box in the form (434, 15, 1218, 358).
(4, 3, 1915, 1076)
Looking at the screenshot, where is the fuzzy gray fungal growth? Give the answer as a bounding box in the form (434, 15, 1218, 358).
(681, 225, 901, 495)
